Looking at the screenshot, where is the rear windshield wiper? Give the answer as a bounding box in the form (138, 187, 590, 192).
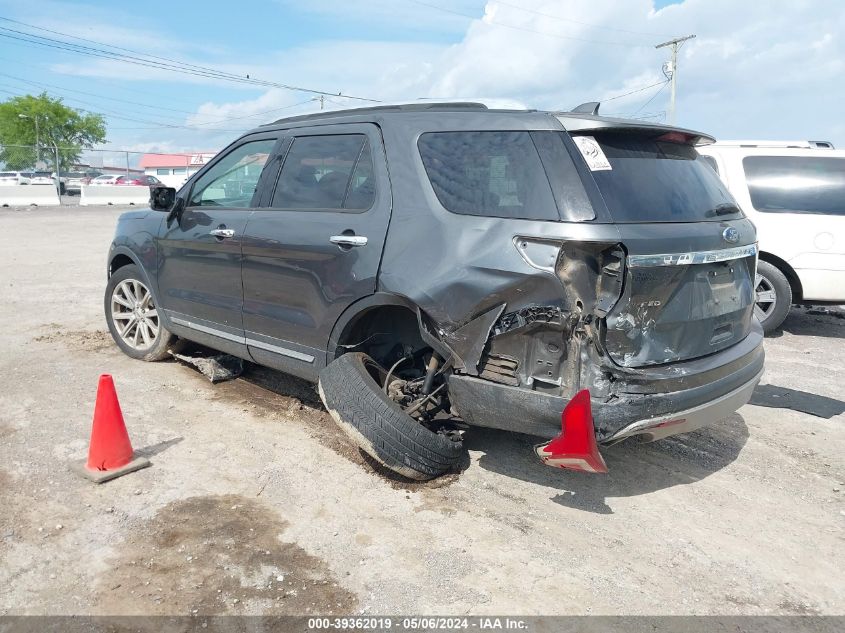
(707, 203, 742, 217)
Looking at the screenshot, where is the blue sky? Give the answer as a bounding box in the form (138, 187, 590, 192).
(0, 0, 841, 157)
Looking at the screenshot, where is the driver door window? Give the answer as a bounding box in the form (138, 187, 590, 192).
(189, 139, 276, 207)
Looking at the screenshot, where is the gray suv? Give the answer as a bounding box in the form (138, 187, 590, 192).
(105, 103, 764, 480)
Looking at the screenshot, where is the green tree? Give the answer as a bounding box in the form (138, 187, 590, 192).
(0, 92, 106, 171)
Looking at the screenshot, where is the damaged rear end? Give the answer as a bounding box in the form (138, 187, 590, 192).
(438, 119, 764, 471)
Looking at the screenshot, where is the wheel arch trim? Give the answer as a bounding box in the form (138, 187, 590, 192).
(326, 292, 453, 364)
(106, 247, 173, 330)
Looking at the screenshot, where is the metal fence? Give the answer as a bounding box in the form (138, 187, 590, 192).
(0, 144, 217, 202)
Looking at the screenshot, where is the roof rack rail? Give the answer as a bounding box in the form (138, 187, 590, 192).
(264, 101, 489, 126)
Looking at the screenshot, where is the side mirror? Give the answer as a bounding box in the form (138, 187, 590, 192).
(150, 186, 177, 211)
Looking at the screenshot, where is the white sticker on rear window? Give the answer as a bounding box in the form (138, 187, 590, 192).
(572, 135, 612, 171)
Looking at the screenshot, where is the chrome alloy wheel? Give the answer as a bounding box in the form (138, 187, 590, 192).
(110, 279, 160, 350)
(754, 273, 777, 321)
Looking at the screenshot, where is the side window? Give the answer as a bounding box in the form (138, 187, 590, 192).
(272, 134, 374, 211)
(417, 131, 560, 221)
(700, 154, 720, 175)
(743, 155, 845, 215)
(189, 139, 276, 208)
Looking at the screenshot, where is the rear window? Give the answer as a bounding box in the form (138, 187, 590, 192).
(418, 131, 563, 221)
(577, 132, 740, 222)
(743, 156, 845, 215)
(0, 172, 16, 177)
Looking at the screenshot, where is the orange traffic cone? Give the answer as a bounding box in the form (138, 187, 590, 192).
(71, 374, 150, 483)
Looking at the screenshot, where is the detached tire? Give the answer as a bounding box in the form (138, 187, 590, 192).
(755, 260, 792, 334)
(319, 352, 463, 481)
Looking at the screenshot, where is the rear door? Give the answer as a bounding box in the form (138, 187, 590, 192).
(240, 123, 391, 379)
(565, 129, 758, 367)
(731, 152, 845, 302)
(156, 134, 280, 355)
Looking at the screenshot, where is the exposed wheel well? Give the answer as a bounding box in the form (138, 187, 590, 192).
(758, 251, 803, 303)
(334, 305, 429, 375)
(109, 254, 135, 277)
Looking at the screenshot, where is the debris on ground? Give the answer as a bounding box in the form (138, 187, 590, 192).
(170, 351, 244, 383)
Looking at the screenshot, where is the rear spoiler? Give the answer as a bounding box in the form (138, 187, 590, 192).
(554, 113, 716, 146)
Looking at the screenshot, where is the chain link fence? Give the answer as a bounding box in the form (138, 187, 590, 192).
(0, 144, 216, 203)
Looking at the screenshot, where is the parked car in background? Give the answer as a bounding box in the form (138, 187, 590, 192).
(115, 175, 162, 186)
(698, 141, 845, 332)
(27, 171, 56, 185)
(0, 171, 31, 185)
(90, 174, 122, 186)
(105, 102, 764, 481)
(63, 171, 102, 195)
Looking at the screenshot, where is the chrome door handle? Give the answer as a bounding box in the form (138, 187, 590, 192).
(330, 235, 368, 247)
(209, 228, 235, 239)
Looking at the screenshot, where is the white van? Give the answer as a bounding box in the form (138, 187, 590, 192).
(698, 141, 845, 332)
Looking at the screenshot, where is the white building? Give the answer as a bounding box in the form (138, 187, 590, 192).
(139, 152, 217, 189)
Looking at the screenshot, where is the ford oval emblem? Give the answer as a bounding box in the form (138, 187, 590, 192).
(722, 227, 739, 243)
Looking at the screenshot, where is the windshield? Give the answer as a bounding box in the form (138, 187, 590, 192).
(572, 131, 742, 223)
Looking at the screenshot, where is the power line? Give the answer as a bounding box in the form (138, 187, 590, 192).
(0, 83, 250, 132)
(0, 72, 203, 116)
(0, 17, 381, 102)
(630, 81, 670, 116)
(0, 54, 229, 113)
(406, 0, 647, 48)
(492, 0, 676, 38)
(603, 80, 669, 103)
(0, 71, 319, 131)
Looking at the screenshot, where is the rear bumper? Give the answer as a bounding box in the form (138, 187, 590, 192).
(602, 367, 762, 443)
(447, 323, 765, 442)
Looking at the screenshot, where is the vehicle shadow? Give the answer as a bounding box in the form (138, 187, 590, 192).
(467, 414, 749, 514)
(770, 306, 845, 339)
(750, 384, 845, 419)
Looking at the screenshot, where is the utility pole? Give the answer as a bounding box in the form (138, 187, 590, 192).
(655, 34, 695, 125)
(319, 95, 324, 110)
(18, 113, 41, 165)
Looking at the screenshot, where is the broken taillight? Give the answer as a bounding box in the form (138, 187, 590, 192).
(535, 389, 608, 473)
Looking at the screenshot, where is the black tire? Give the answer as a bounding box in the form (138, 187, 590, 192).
(318, 352, 464, 481)
(105, 264, 177, 361)
(755, 260, 792, 334)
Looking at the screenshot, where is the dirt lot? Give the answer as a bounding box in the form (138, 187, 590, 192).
(0, 206, 843, 616)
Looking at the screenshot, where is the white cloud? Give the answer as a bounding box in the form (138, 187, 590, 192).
(30, 0, 845, 148)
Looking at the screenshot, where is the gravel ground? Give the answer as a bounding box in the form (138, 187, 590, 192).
(0, 206, 843, 616)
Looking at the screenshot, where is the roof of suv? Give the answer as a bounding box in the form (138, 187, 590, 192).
(257, 101, 715, 143)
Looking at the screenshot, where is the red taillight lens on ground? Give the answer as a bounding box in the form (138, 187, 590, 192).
(535, 389, 608, 473)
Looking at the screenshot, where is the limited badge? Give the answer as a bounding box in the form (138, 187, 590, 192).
(572, 135, 612, 171)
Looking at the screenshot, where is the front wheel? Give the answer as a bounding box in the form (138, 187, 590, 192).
(754, 260, 792, 334)
(104, 264, 176, 361)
